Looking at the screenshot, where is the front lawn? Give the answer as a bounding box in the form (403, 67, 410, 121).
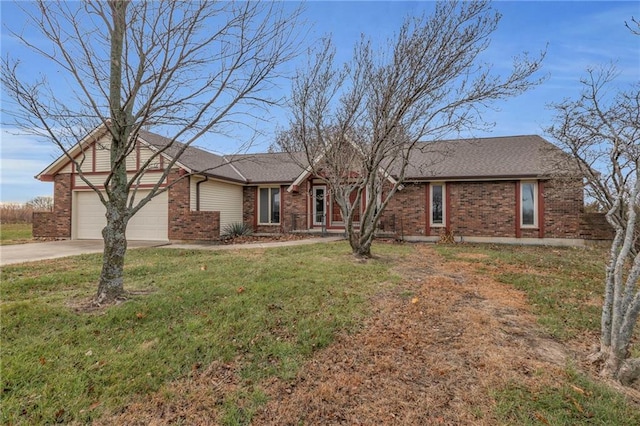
(1, 242, 409, 424)
(2, 241, 639, 425)
(0, 223, 32, 245)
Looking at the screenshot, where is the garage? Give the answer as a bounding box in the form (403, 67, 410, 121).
(74, 190, 168, 240)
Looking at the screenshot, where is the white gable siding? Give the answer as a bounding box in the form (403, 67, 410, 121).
(61, 147, 94, 173)
(94, 136, 112, 172)
(139, 145, 160, 169)
(190, 178, 243, 230)
(126, 147, 137, 170)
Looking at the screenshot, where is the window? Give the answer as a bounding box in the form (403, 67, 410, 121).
(430, 183, 445, 227)
(520, 181, 537, 227)
(259, 187, 280, 224)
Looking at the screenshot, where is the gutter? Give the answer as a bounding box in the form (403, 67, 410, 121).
(195, 176, 209, 211)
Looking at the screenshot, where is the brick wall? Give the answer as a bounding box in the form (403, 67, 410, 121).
(243, 185, 308, 234)
(448, 181, 516, 237)
(282, 183, 308, 232)
(379, 179, 598, 241)
(382, 183, 426, 236)
(32, 174, 72, 238)
(243, 186, 257, 230)
(580, 212, 614, 240)
(543, 178, 583, 238)
(168, 170, 220, 240)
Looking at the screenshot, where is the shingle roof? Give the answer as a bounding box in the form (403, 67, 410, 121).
(139, 130, 307, 183)
(227, 152, 308, 183)
(403, 135, 573, 180)
(139, 130, 246, 182)
(140, 131, 571, 184)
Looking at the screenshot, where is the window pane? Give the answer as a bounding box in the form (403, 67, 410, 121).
(259, 188, 269, 224)
(316, 189, 325, 223)
(432, 185, 443, 224)
(522, 183, 535, 225)
(271, 188, 280, 223)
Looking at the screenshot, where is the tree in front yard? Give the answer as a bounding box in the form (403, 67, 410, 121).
(547, 63, 640, 384)
(2, 0, 300, 304)
(275, 0, 544, 258)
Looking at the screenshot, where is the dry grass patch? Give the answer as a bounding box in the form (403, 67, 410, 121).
(253, 245, 574, 425)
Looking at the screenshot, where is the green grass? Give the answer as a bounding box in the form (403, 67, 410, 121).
(494, 368, 640, 425)
(0, 242, 409, 425)
(0, 223, 32, 245)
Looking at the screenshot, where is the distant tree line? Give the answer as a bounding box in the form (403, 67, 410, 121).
(0, 196, 53, 224)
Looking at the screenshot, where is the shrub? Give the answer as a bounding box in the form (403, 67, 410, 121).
(222, 222, 253, 238)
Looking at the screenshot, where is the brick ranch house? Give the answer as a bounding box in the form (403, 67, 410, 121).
(34, 125, 611, 245)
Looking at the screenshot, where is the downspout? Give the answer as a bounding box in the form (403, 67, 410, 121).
(195, 176, 209, 211)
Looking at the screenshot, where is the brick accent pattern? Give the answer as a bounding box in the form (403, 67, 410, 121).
(282, 184, 308, 232)
(580, 213, 615, 240)
(243, 186, 257, 230)
(168, 170, 220, 240)
(382, 183, 427, 236)
(380, 179, 608, 241)
(542, 178, 583, 238)
(32, 174, 72, 238)
(448, 181, 517, 237)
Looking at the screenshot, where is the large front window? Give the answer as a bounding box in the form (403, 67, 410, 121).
(259, 187, 280, 225)
(430, 183, 445, 227)
(521, 181, 537, 227)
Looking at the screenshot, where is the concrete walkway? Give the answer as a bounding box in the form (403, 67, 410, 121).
(0, 240, 167, 267)
(0, 237, 344, 267)
(164, 236, 344, 251)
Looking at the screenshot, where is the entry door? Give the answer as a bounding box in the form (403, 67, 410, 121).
(313, 186, 326, 226)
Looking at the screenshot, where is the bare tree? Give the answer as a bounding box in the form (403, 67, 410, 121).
(26, 196, 54, 212)
(2, 0, 300, 304)
(276, 0, 544, 257)
(547, 65, 640, 384)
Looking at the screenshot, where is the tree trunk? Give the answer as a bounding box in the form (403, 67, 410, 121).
(96, 205, 128, 304)
(601, 345, 625, 378)
(348, 229, 373, 258)
(351, 238, 372, 258)
(94, 0, 129, 306)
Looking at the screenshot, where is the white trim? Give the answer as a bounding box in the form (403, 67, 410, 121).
(429, 182, 446, 227)
(288, 165, 315, 192)
(520, 181, 538, 228)
(137, 135, 192, 174)
(36, 123, 110, 179)
(257, 186, 281, 225)
(224, 156, 247, 182)
(312, 186, 326, 226)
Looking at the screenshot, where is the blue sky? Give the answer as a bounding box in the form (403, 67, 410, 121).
(1, 1, 639, 203)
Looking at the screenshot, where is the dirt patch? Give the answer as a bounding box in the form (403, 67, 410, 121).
(254, 246, 570, 425)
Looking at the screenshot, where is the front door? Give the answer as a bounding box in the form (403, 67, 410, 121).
(313, 186, 326, 226)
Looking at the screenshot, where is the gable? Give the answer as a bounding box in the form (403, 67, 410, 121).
(36, 126, 183, 181)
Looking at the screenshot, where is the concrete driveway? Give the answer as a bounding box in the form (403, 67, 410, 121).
(0, 240, 167, 267)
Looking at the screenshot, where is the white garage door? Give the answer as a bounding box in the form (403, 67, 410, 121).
(74, 190, 168, 240)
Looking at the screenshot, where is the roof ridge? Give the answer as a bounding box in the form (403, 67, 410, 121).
(223, 156, 247, 182)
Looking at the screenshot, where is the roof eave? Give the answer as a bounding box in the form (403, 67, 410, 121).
(35, 123, 110, 180)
